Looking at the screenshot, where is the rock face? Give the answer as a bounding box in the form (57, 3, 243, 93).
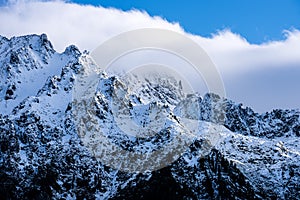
(0, 34, 299, 200)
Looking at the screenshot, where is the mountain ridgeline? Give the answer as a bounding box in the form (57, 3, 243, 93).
(0, 34, 299, 199)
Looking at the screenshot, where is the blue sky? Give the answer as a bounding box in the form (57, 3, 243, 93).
(71, 0, 300, 44)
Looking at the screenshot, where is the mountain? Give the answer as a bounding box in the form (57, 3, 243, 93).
(0, 34, 299, 200)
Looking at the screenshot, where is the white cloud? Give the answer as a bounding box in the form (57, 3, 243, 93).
(193, 30, 300, 111)
(195, 29, 300, 73)
(0, 0, 299, 112)
(0, 0, 183, 52)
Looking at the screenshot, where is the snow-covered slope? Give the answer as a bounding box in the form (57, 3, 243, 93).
(0, 34, 80, 115)
(0, 34, 299, 199)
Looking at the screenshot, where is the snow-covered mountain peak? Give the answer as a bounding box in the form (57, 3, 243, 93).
(0, 34, 82, 115)
(1, 34, 54, 58)
(63, 44, 81, 57)
(0, 34, 299, 199)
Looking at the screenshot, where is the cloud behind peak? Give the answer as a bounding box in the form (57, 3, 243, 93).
(0, 0, 299, 112)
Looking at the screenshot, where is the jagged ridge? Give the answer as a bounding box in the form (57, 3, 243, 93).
(0, 34, 299, 200)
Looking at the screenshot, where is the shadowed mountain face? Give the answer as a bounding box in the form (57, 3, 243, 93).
(0, 34, 299, 200)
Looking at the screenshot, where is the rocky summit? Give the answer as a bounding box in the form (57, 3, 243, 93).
(0, 34, 299, 199)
